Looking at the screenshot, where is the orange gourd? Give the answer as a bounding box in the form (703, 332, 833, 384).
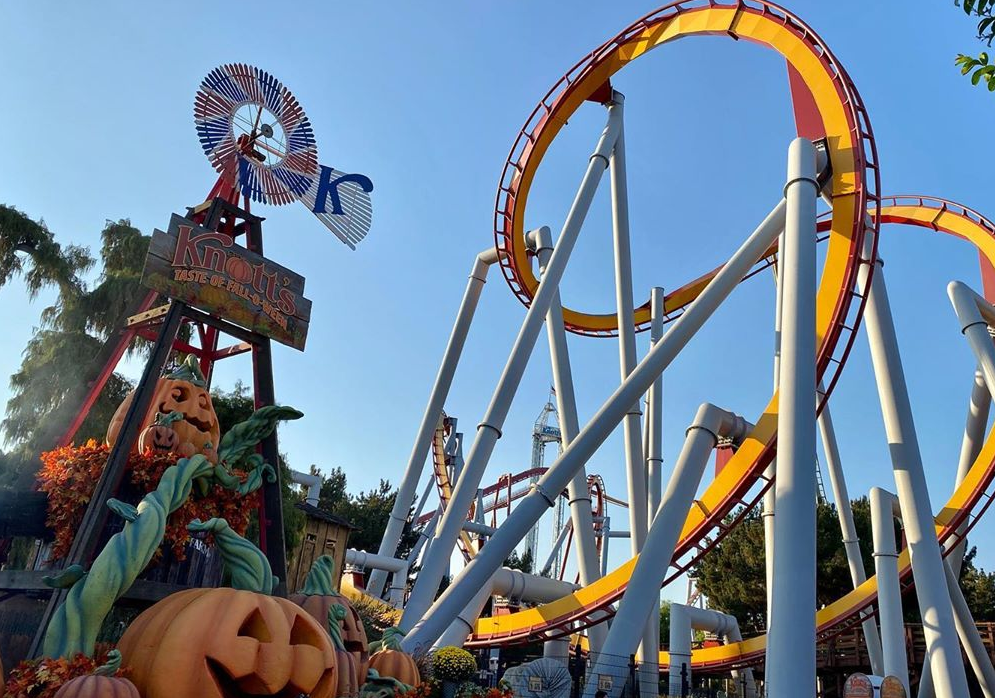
(329, 606, 360, 698)
(106, 356, 220, 464)
(53, 651, 139, 698)
(290, 556, 369, 675)
(368, 628, 420, 687)
(117, 588, 337, 698)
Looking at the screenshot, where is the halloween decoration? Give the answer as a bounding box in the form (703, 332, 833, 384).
(290, 555, 369, 674)
(53, 651, 139, 698)
(107, 356, 221, 463)
(137, 411, 183, 455)
(359, 668, 413, 698)
(188, 517, 276, 594)
(369, 628, 420, 687)
(118, 588, 338, 698)
(42, 406, 301, 658)
(329, 605, 360, 697)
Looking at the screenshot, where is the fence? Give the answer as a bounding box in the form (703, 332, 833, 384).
(472, 645, 755, 698)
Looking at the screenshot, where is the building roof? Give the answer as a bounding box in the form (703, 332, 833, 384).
(294, 501, 357, 529)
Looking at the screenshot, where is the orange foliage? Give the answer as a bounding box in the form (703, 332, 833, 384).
(4, 652, 128, 698)
(37, 441, 257, 560)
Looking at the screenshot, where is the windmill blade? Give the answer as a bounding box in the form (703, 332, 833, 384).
(299, 165, 374, 250)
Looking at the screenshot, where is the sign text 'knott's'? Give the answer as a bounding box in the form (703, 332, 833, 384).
(141, 214, 312, 350)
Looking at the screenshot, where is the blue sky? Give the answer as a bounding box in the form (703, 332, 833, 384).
(1, 1, 993, 594)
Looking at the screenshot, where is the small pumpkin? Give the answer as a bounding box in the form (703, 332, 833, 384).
(290, 556, 369, 675)
(329, 606, 360, 698)
(117, 588, 337, 698)
(368, 627, 420, 687)
(53, 650, 140, 698)
(107, 356, 220, 464)
(137, 411, 183, 455)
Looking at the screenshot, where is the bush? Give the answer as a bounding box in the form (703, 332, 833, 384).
(431, 646, 478, 682)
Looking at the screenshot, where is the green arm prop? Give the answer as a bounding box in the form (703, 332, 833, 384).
(300, 554, 340, 596)
(42, 454, 215, 658)
(188, 517, 275, 594)
(217, 405, 303, 469)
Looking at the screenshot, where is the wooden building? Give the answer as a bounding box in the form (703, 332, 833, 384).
(285, 502, 355, 594)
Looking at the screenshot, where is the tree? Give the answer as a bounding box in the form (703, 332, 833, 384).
(2, 218, 150, 464)
(954, 1, 995, 90)
(660, 600, 671, 647)
(504, 548, 534, 574)
(315, 468, 418, 560)
(959, 546, 995, 621)
(693, 498, 876, 634)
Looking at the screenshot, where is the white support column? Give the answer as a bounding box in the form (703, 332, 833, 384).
(818, 396, 884, 675)
(952, 368, 991, 575)
(584, 404, 751, 698)
(945, 561, 995, 698)
(531, 226, 608, 653)
(765, 225, 787, 627)
(646, 287, 665, 524)
(765, 138, 818, 697)
(605, 92, 654, 688)
(858, 252, 969, 697)
(401, 97, 624, 630)
(370, 247, 502, 597)
(668, 604, 756, 698)
(401, 195, 787, 655)
(869, 487, 908, 693)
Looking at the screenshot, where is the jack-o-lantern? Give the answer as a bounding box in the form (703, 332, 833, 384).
(368, 628, 420, 687)
(117, 588, 338, 698)
(107, 356, 220, 464)
(137, 411, 182, 454)
(329, 606, 360, 698)
(290, 556, 369, 675)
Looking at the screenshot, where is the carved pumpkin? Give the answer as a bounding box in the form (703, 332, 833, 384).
(107, 356, 220, 464)
(54, 650, 140, 698)
(368, 628, 420, 687)
(137, 412, 182, 454)
(290, 556, 369, 675)
(117, 588, 338, 698)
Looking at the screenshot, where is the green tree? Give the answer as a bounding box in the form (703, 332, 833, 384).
(2, 218, 149, 464)
(0, 205, 90, 298)
(959, 546, 995, 621)
(693, 498, 875, 634)
(660, 600, 671, 647)
(504, 548, 534, 574)
(955, 1, 995, 90)
(315, 468, 418, 560)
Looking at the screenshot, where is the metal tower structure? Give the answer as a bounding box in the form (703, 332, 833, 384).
(525, 390, 562, 570)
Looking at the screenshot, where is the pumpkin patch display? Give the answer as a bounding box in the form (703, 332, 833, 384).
(106, 356, 220, 464)
(290, 556, 369, 675)
(53, 651, 139, 698)
(368, 628, 420, 688)
(117, 588, 337, 698)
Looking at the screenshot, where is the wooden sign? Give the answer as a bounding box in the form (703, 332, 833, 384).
(843, 673, 873, 698)
(142, 214, 312, 350)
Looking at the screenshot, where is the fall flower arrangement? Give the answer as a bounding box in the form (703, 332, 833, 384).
(38, 440, 256, 560)
(431, 646, 478, 683)
(3, 651, 128, 698)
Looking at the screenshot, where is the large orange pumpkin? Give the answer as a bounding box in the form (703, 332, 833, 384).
(329, 606, 360, 698)
(107, 356, 220, 464)
(117, 588, 337, 698)
(290, 555, 369, 675)
(368, 628, 420, 687)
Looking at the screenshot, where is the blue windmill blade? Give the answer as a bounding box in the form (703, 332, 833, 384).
(299, 163, 374, 250)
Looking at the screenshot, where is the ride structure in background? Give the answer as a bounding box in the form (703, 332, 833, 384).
(348, 4, 995, 698)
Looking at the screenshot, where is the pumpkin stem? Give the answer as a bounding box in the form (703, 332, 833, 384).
(327, 604, 347, 650)
(167, 354, 207, 387)
(94, 649, 123, 676)
(188, 517, 276, 594)
(155, 411, 185, 427)
(300, 555, 340, 596)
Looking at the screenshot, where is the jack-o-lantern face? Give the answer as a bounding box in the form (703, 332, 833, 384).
(106, 357, 220, 464)
(138, 423, 179, 454)
(117, 588, 338, 698)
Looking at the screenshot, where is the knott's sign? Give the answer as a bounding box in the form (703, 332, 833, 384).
(142, 214, 311, 350)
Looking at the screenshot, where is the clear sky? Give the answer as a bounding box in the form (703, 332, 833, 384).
(1, 1, 994, 596)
